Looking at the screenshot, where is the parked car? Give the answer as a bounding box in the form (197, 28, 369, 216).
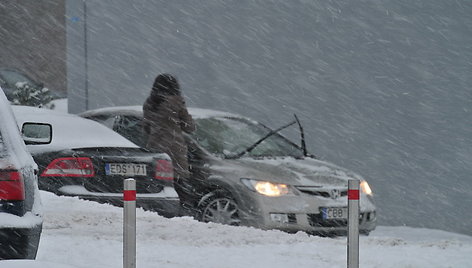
(12, 106, 180, 218)
(0, 88, 42, 259)
(81, 106, 377, 235)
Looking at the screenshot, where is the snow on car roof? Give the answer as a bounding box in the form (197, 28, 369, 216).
(80, 105, 255, 121)
(11, 105, 138, 154)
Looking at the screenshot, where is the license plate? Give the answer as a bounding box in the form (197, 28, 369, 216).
(105, 163, 147, 176)
(321, 207, 347, 220)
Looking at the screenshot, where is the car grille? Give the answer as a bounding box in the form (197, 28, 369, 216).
(295, 186, 347, 198)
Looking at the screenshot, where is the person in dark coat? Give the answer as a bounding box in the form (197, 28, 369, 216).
(143, 74, 196, 213)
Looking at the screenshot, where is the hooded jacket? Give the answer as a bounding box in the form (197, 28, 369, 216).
(143, 74, 195, 179)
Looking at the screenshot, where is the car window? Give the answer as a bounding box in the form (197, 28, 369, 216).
(114, 115, 147, 148)
(192, 117, 303, 158)
(86, 115, 117, 129)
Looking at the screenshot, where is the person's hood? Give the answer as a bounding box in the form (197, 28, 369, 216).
(210, 156, 363, 187)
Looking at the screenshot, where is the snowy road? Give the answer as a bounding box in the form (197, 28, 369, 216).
(2, 191, 470, 268)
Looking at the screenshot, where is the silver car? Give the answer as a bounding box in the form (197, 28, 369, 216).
(81, 106, 377, 235)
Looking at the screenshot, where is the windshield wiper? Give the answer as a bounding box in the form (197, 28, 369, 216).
(294, 114, 308, 157)
(226, 120, 297, 159)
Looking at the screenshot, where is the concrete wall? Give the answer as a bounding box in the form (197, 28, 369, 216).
(0, 0, 66, 95)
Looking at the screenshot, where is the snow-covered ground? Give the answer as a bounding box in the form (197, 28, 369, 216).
(1, 191, 471, 268)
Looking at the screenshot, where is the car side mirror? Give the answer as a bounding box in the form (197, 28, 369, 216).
(21, 122, 52, 145)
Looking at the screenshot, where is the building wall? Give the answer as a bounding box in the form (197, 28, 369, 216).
(0, 0, 66, 95)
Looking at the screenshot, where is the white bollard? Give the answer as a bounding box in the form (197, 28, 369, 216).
(347, 180, 360, 268)
(124, 179, 136, 268)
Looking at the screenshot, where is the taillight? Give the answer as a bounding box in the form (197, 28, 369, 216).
(41, 157, 95, 177)
(155, 159, 174, 180)
(0, 170, 25, 200)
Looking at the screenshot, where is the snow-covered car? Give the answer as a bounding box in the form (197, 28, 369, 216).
(12, 106, 180, 218)
(81, 106, 377, 235)
(0, 88, 42, 259)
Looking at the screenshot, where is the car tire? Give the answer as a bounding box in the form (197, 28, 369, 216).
(198, 191, 241, 226)
(360, 230, 371, 236)
(0, 224, 42, 259)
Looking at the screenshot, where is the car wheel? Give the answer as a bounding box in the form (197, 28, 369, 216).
(360, 230, 371, 236)
(199, 192, 241, 226)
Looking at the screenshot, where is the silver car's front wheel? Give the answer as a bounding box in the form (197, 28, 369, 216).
(201, 196, 241, 226)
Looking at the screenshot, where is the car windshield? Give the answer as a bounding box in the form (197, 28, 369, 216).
(191, 117, 303, 158)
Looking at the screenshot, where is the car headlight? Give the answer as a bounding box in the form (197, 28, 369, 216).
(360, 180, 373, 196)
(241, 178, 291, 197)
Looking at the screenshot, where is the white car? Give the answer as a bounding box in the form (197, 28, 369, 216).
(0, 88, 42, 259)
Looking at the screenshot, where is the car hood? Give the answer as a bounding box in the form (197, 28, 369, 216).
(210, 156, 362, 187)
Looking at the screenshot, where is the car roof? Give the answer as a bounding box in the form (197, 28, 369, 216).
(12, 105, 138, 154)
(80, 105, 258, 122)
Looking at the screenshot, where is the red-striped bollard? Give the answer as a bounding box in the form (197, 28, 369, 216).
(347, 180, 360, 268)
(124, 179, 136, 268)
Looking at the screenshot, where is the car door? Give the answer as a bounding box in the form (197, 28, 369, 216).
(113, 115, 213, 205)
(112, 115, 210, 183)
